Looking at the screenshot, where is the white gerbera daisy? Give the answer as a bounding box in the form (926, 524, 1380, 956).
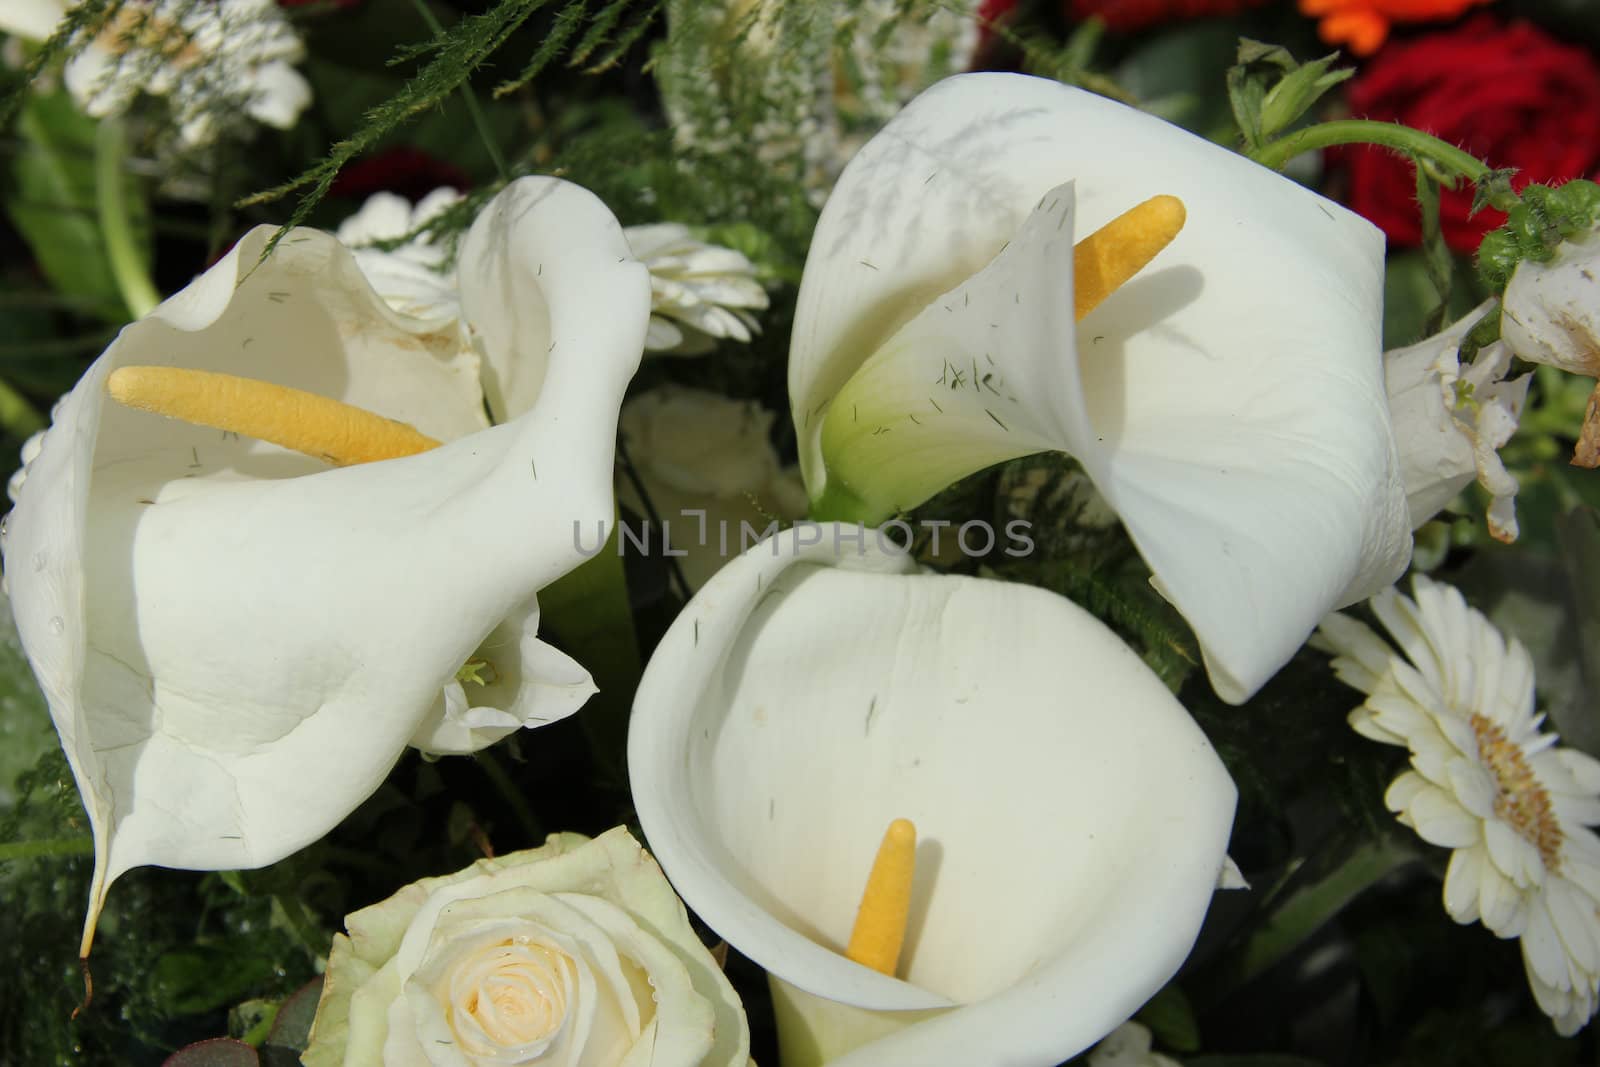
(1318, 575, 1600, 1035)
(623, 223, 768, 355)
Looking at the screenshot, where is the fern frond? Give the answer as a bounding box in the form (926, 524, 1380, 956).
(0, 0, 125, 126)
(238, 0, 547, 235)
(496, 1, 591, 96)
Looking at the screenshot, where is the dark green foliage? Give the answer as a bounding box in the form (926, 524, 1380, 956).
(243, 0, 659, 246)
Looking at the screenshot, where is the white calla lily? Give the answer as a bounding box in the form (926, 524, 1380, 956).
(790, 72, 1411, 704)
(1, 177, 650, 953)
(628, 527, 1237, 1067)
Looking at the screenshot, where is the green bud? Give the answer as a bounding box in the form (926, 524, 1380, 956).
(1547, 179, 1600, 240)
(1475, 229, 1519, 292)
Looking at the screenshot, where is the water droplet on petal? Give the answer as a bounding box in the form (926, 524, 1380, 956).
(32, 552, 46, 572)
(48, 616, 64, 635)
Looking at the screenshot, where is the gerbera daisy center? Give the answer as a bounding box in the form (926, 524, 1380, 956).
(1471, 712, 1565, 872)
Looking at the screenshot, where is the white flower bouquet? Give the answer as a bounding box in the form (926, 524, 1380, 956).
(2, 3, 1600, 1066)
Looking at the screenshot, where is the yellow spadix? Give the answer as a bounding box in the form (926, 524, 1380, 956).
(845, 817, 917, 977)
(106, 366, 441, 467)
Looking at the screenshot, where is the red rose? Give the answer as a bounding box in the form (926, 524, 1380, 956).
(1064, 0, 1268, 32)
(329, 147, 471, 202)
(1339, 15, 1600, 252)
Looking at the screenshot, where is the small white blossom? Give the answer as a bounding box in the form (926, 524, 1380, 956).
(1, 0, 312, 147)
(1088, 1023, 1183, 1067)
(1318, 576, 1600, 1035)
(335, 187, 464, 331)
(1384, 303, 1530, 542)
(1501, 225, 1600, 467)
(623, 223, 769, 355)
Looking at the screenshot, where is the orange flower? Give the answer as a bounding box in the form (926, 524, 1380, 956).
(1299, 0, 1497, 55)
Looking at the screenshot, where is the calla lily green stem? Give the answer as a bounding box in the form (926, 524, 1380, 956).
(1252, 120, 1513, 210)
(808, 478, 878, 525)
(93, 120, 158, 320)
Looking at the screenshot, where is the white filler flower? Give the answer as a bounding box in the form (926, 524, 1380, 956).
(1088, 1022, 1183, 1067)
(1501, 224, 1600, 468)
(0, 0, 312, 146)
(1318, 576, 1600, 1034)
(1383, 303, 1530, 541)
(303, 827, 751, 1067)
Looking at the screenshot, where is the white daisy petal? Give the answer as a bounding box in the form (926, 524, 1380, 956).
(1560, 750, 1600, 794)
(1484, 819, 1543, 888)
(1405, 786, 1481, 849)
(1444, 847, 1485, 924)
(1525, 904, 1571, 990)
(1446, 760, 1498, 819)
(1546, 878, 1600, 976)
(1479, 857, 1525, 936)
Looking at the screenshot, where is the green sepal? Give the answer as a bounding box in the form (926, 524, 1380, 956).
(1226, 39, 1352, 151)
(1258, 54, 1353, 141)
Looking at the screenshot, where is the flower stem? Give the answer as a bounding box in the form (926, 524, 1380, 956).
(406, 0, 510, 183)
(474, 747, 543, 845)
(94, 119, 159, 320)
(1196, 832, 1415, 1007)
(0, 836, 94, 861)
(1251, 120, 1511, 206)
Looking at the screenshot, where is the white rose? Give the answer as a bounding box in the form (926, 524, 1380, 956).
(304, 827, 751, 1067)
(618, 385, 807, 590)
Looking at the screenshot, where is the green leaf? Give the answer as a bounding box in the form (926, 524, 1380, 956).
(161, 1038, 260, 1067)
(148, 942, 283, 1016)
(263, 976, 324, 1053)
(1195, 832, 1416, 1006)
(0, 589, 55, 809)
(539, 518, 641, 786)
(1136, 983, 1201, 1053)
(1115, 24, 1241, 142)
(4, 90, 148, 323)
(1225, 38, 1351, 150)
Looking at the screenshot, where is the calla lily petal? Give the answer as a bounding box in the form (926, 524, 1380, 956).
(2, 176, 650, 951)
(628, 526, 1237, 1067)
(790, 72, 1410, 703)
